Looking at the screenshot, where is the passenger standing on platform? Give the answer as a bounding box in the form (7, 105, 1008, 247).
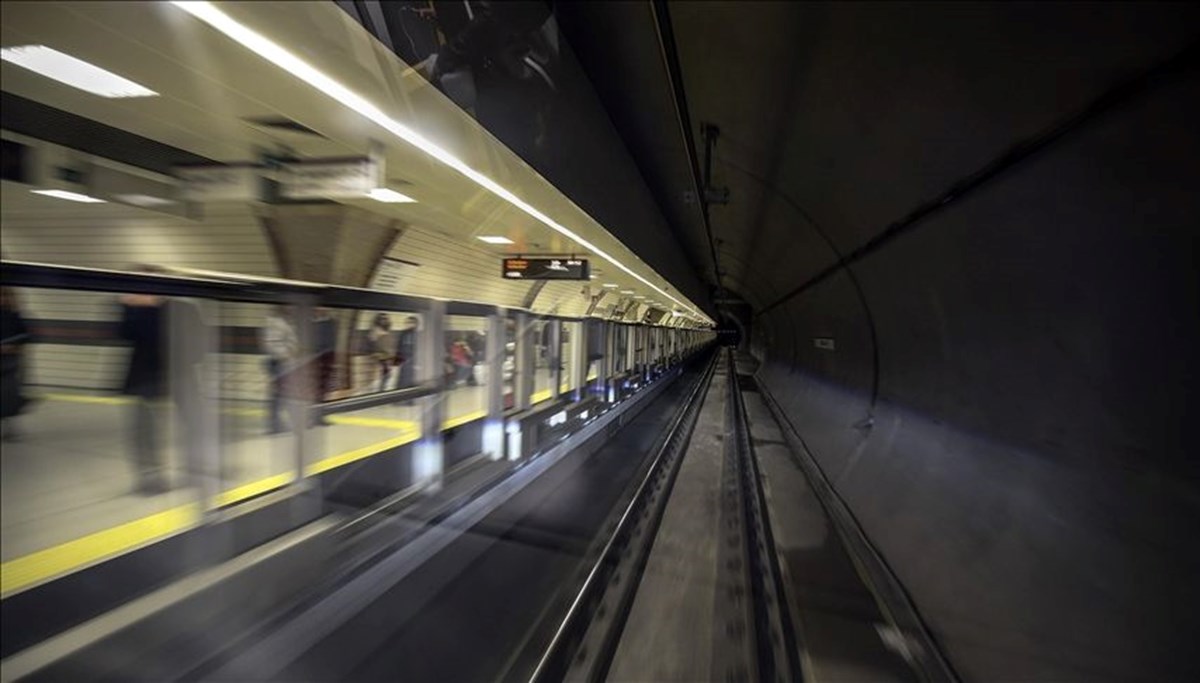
(467, 331, 486, 366)
(262, 305, 298, 434)
(1, 287, 31, 441)
(367, 313, 397, 392)
(118, 268, 203, 495)
(451, 339, 475, 386)
(396, 316, 419, 389)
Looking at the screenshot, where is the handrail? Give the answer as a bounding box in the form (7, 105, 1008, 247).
(316, 382, 441, 416)
(0, 259, 698, 329)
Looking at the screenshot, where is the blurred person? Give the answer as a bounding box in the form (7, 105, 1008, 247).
(262, 305, 298, 434)
(466, 330, 487, 385)
(451, 338, 475, 386)
(313, 308, 337, 424)
(1, 287, 31, 441)
(467, 330, 486, 364)
(118, 268, 203, 495)
(443, 340, 456, 385)
(368, 313, 396, 392)
(395, 315, 419, 389)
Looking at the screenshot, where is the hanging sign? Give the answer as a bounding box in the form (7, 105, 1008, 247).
(502, 257, 589, 280)
(176, 164, 259, 202)
(278, 157, 377, 199)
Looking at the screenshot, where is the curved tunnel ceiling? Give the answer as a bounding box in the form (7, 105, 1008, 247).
(565, 1, 1199, 311)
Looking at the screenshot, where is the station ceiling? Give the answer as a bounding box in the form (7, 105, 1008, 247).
(0, 0, 711, 325)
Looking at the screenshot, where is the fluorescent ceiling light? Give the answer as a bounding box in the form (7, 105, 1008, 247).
(115, 193, 175, 207)
(621, 289, 635, 295)
(169, 1, 711, 325)
(367, 187, 415, 203)
(477, 235, 514, 245)
(31, 189, 106, 203)
(1, 45, 157, 98)
(601, 283, 619, 289)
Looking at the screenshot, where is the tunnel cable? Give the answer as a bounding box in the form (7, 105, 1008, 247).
(651, 0, 726, 299)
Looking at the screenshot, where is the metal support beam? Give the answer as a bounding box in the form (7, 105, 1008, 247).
(515, 311, 534, 411)
(180, 296, 220, 515)
(290, 298, 314, 484)
(602, 321, 615, 403)
(415, 300, 445, 488)
(627, 325, 637, 374)
(572, 321, 588, 401)
(550, 319, 563, 401)
(483, 308, 505, 460)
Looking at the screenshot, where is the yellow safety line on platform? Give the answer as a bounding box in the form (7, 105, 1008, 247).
(0, 503, 201, 597)
(304, 430, 421, 476)
(1, 397, 509, 593)
(441, 410, 487, 431)
(40, 392, 130, 405)
(531, 389, 553, 404)
(0, 428, 419, 597)
(587, 370, 598, 381)
(221, 406, 266, 418)
(560, 382, 571, 394)
(42, 394, 418, 430)
(211, 472, 297, 508)
(329, 415, 417, 430)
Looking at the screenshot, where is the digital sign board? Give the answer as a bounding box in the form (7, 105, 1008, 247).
(502, 257, 590, 280)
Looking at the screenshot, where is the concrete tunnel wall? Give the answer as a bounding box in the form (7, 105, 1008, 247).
(749, 49, 1200, 681)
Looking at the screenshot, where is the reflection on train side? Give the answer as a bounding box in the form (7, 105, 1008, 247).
(0, 263, 712, 597)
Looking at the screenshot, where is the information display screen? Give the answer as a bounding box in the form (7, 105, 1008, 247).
(502, 257, 590, 280)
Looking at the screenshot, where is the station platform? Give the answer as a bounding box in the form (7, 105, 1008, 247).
(0, 375, 569, 597)
(0, 350, 698, 681)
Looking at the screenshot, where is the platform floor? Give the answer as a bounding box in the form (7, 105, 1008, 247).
(0, 376, 566, 593)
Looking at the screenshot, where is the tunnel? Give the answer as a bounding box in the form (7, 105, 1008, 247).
(1, 2, 1198, 681)
(556, 3, 1200, 679)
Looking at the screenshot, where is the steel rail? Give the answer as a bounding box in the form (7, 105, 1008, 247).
(528, 349, 719, 682)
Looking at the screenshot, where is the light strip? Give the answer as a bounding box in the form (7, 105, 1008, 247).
(367, 187, 416, 203)
(114, 193, 176, 207)
(169, 1, 709, 324)
(1, 45, 157, 98)
(32, 189, 106, 203)
(477, 235, 514, 245)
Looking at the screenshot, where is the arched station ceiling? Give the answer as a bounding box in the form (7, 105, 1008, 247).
(0, 0, 711, 325)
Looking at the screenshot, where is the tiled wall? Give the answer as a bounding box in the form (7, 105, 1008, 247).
(2, 199, 277, 399)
